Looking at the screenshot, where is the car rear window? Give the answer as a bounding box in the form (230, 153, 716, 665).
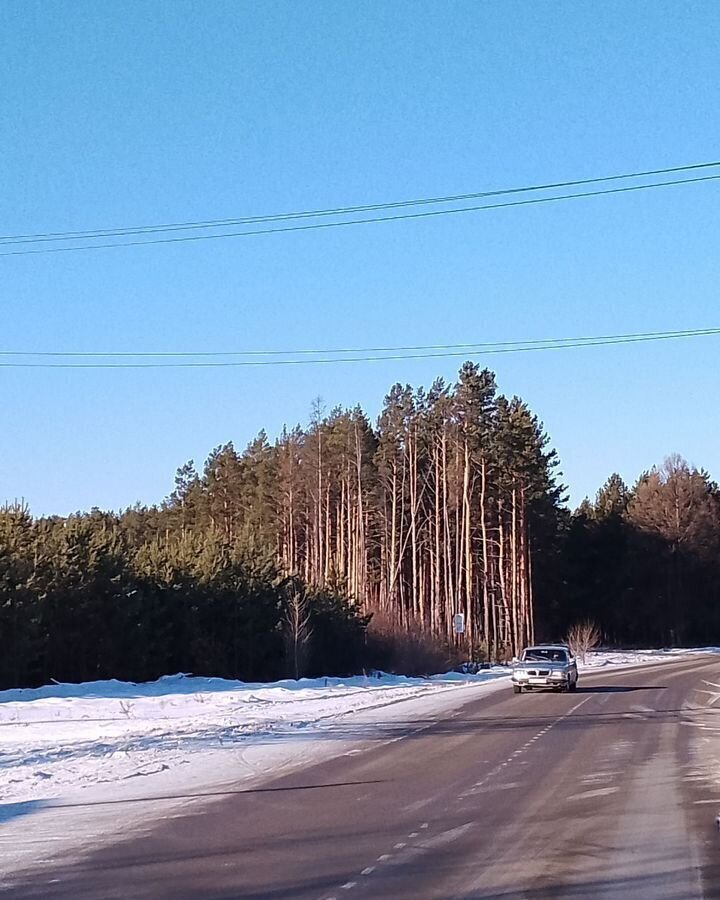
(522, 648, 568, 663)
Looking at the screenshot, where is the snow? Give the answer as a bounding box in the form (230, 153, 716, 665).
(580, 648, 689, 669)
(0, 669, 510, 807)
(581, 647, 720, 669)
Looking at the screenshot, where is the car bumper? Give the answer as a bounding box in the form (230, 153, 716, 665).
(512, 675, 568, 688)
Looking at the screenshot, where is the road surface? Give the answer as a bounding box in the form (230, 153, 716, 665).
(3, 655, 720, 899)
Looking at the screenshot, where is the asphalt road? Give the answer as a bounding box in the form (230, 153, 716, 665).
(4, 656, 720, 899)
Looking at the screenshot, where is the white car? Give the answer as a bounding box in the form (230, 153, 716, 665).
(511, 644, 578, 693)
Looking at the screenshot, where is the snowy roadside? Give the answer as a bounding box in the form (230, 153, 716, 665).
(0, 668, 511, 807)
(580, 648, 713, 670)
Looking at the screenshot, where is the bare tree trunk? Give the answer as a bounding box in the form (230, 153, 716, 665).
(389, 461, 398, 608)
(399, 453, 408, 625)
(288, 484, 295, 573)
(316, 426, 323, 585)
(434, 444, 442, 634)
(442, 431, 454, 641)
(511, 486, 519, 656)
(324, 486, 331, 586)
(524, 493, 535, 646)
(463, 440, 473, 646)
(337, 478, 344, 579)
(355, 425, 365, 603)
(409, 429, 419, 621)
(479, 457, 490, 657)
(454, 440, 462, 627)
(284, 587, 313, 679)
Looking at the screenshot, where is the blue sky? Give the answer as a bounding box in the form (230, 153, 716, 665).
(2, 0, 719, 515)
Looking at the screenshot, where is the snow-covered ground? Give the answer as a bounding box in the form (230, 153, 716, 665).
(0, 668, 511, 807)
(0, 648, 711, 881)
(580, 648, 705, 669)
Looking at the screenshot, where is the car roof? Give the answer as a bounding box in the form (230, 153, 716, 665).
(524, 644, 570, 651)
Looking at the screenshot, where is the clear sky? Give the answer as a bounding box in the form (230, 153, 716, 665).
(2, 0, 719, 516)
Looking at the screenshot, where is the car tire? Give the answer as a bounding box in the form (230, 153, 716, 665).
(513, 685, 522, 694)
(569, 679, 577, 692)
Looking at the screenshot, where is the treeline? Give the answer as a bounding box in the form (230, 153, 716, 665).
(1, 363, 718, 690)
(555, 456, 720, 646)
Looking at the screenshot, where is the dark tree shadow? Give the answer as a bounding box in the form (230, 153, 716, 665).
(574, 685, 668, 694)
(0, 800, 47, 825)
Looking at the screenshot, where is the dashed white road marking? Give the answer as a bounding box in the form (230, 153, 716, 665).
(567, 786, 619, 801)
(319, 696, 593, 900)
(474, 781, 521, 794)
(401, 796, 435, 813)
(582, 770, 620, 785)
(420, 821, 476, 848)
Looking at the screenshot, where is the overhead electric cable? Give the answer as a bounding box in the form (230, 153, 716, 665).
(1, 327, 717, 367)
(2, 327, 719, 359)
(2, 159, 719, 246)
(2, 172, 719, 258)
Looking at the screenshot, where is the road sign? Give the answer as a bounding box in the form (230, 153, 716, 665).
(453, 613, 465, 634)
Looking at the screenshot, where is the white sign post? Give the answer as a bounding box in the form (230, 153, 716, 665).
(453, 613, 465, 635)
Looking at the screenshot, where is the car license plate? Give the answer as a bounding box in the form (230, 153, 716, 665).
(529, 677, 547, 684)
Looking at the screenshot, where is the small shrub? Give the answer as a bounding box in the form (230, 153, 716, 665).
(566, 620, 601, 663)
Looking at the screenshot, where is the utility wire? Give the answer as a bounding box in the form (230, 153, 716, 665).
(2, 173, 719, 258)
(1, 328, 717, 368)
(2, 327, 719, 359)
(2, 160, 719, 246)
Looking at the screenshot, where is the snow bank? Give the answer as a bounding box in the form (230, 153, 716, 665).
(0, 668, 509, 806)
(581, 647, 720, 669)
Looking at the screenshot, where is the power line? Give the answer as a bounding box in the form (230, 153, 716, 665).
(2, 173, 719, 258)
(1, 327, 717, 368)
(2, 327, 719, 359)
(2, 159, 719, 246)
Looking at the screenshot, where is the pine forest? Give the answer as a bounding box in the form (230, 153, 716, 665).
(2, 362, 719, 690)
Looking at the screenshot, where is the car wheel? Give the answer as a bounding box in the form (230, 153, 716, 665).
(513, 685, 522, 694)
(569, 678, 577, 692)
